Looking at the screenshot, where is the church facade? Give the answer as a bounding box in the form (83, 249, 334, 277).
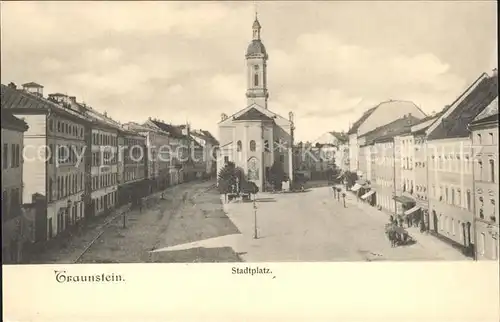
(217, 16, 295, 191)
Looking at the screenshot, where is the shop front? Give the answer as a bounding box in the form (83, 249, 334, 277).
(393, 195, 416, 226)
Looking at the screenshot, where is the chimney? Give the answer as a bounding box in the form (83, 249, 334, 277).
(8, 82, 17, 89)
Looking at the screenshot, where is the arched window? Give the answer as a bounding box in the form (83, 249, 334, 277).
(237, 140, 242, 152)
(250, 140, 256, 152)
(254, 74, 259, 87)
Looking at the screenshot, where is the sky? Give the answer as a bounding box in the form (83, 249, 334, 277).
(1, 1, 497, 142)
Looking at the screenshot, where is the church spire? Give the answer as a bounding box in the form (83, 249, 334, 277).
(252, 11, 261, 40)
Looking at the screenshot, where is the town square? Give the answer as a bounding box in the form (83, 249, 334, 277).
(1, 2, 497, 264)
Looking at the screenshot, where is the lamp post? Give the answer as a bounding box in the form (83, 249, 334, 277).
(253, 194, 258, 239)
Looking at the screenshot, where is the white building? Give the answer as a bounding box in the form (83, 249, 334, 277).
(217, 16, 295, 191)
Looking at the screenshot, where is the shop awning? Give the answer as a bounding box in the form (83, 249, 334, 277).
(361, 190, 375, 200)
(393, 195, 415, 205)
(351, 184, 362, 192)
(404, 205, 421, 216)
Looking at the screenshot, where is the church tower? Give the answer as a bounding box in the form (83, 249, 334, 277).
(245, 14, 269, 109)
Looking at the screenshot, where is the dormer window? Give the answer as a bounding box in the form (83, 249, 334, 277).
(254, 74, 259, 87)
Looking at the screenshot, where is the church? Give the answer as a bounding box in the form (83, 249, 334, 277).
(217, 15, 295, 191)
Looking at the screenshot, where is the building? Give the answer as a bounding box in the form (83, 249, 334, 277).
(179, 124, 206, 181)
(308, 131, 348, 174)
(1, 83, 92, 241)
(123, 121, 172, 191)
(217, 16, 295, 191)
(406, 113, 443, 231)
(190, 129, 220, 178)
(147, 119, 190, 186)
(426, 71, 498, 256)
(470, 96, 499, 260)
(2, 110, 29, 263)
(81, 105, 121, 217)
(117, 129, 148, 205)
(367, 115, 421, 214)
(347, 100, 427, 175)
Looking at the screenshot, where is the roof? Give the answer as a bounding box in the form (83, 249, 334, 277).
(1, 84, 94, 122)
(191, 129, 219, 145)
(150, 120, 187, 139)
(427, 74, 498, 140)
(233, 107, 274, 121)
(22, 82, 43, 88)
(473, 96, 498, 123)
(253, 17, 261, 29)
(329, 131, 348, 143)
(347, 106, 377, 135)
(1, 110, 29, 131)
(246, 40, 267, 57)
(361, 115, 421, 145)
(347, 100, 426, 135)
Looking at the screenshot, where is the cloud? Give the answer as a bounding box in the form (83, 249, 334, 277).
(1, 1, 496, 142)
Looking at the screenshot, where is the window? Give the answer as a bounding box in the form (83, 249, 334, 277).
(2, 190, 8, 216)
(264, 140, 270, 152)
(457, 189, 461, 207)
(477, 133, 482, 144)
(11, 144, 16, 168)
(466, 190, 472, 211)
(479, 196, 484, 219)
(2, 144, 8, 169)
(491, 199, 496, 222)
(224, 156, 229, 164)
(451, 218, 455, 235)
(451, 188, 455, 205)
(254, 74, 259, 87)
(445, 187, 449, 203)
(489, 159, 495, 183)
(489, 132, 494, 145)
(237, 140, 242, 152)
(249, 140, 256, 152)
(480, 233, 485, 255)
(280, 155, 285, 163)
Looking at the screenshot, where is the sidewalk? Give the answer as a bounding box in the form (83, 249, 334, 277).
(344, 190, 470, 261)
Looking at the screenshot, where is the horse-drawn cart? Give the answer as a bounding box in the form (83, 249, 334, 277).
(385, 223, 414, 247)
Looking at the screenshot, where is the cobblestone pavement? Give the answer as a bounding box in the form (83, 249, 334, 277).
(155, 186, 470, 262)
(27, 180, 242, 264)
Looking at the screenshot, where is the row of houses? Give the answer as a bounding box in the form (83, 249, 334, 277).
(1, 81, 218, 264)
(343, 69, 498, 260)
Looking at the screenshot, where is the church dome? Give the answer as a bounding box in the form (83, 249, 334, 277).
(246, 40, 267, 57)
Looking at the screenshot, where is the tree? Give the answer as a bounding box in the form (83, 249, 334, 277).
(268, 160, 286, 190)
(218, 161, 244, 194)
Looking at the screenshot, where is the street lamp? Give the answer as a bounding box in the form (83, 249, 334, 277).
(253, 193, 258, 239)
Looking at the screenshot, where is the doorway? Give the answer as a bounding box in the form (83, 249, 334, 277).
(433, 210, 438, 233)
